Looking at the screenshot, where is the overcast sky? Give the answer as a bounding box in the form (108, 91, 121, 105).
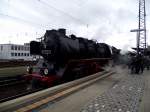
(0, 0, 150, 52)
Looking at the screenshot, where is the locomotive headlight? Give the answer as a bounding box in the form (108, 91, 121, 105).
(26, 65, 33, 74)
(27, 66, 30, 72)
(44, 68, 49, 75)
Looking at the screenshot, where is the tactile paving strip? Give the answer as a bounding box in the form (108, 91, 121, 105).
(81, 75, 145, 112)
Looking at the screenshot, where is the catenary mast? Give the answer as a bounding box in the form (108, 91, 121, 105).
(130, 0, 147, 55)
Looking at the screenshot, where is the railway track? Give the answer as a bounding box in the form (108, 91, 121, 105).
(0, 76, 44, 103)
(0, 79, 25, 87)
(0, 87, 43, 103)
(0, 75, 23, 87)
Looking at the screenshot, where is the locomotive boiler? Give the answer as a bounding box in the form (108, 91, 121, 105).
(25, 28, 114, 87)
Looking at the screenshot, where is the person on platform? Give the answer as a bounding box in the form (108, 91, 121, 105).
(130, 56, 136, 74)
(134, 54, 144, 74)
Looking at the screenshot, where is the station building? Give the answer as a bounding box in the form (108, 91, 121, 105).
(0, 43, 37, 61)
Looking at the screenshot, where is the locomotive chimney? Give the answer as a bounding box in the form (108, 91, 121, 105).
(58, 28, 66, 36)
(70, 34, 76, 39)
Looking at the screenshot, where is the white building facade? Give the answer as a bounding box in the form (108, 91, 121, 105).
(0, 43, 36, 61)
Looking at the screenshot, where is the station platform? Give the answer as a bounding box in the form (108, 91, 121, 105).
(31, 66, 150, 112)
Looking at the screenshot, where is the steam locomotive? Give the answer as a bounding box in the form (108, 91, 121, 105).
(25, 28, 117, 87)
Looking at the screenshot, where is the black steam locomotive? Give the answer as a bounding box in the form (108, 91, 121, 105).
(25, 28, 115, 87)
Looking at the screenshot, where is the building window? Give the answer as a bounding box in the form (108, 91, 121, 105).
(18, 46, 20, 50)
(24, 53, 26, 56)
(15, 53, 17, 56)
(21, 53, 23, 56)
(11, 53, 14, 56)
(25, 47, 27, 51)
(18, 53, 20, 56)
(27, 47, 30, 51)
(11, 45, 14, 50)
(15, 46, 17, 50)
(22, 46, 24, 51)
(24, 47, 29, 51)
(21, 46, 24, 50)
(27, 53, 29, 56)
(1, 46, 3, 51)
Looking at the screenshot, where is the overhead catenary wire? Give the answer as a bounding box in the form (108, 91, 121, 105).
(6, 0, 88, 28)
(38, 0, 87, 25)
(0, 12, 50, 30)
(0, 12, 49, 39)
(1, 0, 89, 39)
(6, 0, 87, 27)
(73, 0, 90, 6)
